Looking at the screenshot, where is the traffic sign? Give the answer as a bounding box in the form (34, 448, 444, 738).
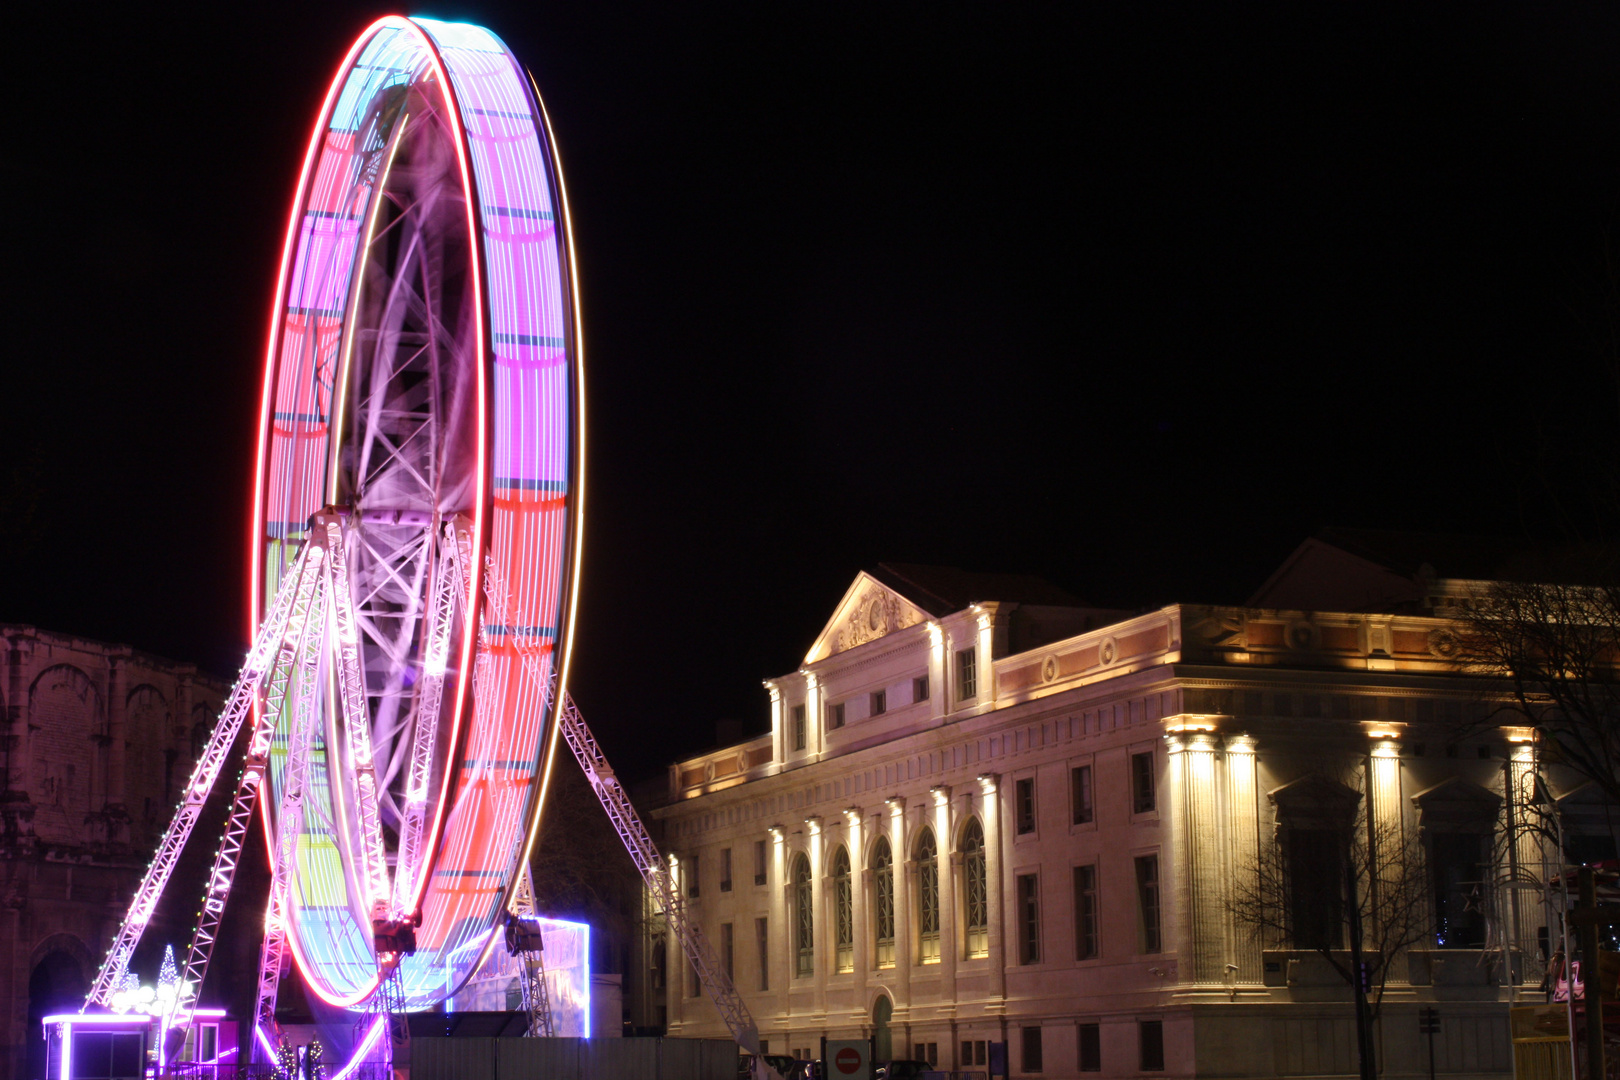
(823, 1038, 872, 1079)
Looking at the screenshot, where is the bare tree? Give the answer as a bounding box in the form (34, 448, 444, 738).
(1229, 775, 1432, 1080)
(1459, 578, 1620, 813)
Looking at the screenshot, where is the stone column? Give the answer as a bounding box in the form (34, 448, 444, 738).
(1169, 731, 1224, 986)
(5, 635, 33, 793)
(846, 808, 867, 1019)
(926, 624, 946, 723)
(804, 673, 822, 760)
(1505, 733, 1542, 984)
(766, 682, 782, 767)
(105, 653, 128, 814)
(1367, 731, 1405, 971)
(887, 797, 911, 1018)
(977, 774, 1006, 1006)
(931, 786, 957, 995)
(666, 854, 684, 1030)
(3, 634, 35, 847)
(807, 815, 826, 1021)
(771, 825, 789, 1023)
(1224, 736, 1262, 986)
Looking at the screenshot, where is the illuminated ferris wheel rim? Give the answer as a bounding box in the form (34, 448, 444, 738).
(249, 14, 584, 1011)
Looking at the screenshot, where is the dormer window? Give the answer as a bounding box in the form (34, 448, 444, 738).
(870, 689, 886, 716)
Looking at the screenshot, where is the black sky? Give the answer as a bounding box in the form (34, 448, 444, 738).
(7, 3, 1617, 782)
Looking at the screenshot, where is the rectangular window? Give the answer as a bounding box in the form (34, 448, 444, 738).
(1074, 864, 1098, 960)
(754, 839, 768, 886)
(1287, 827, 1345, 950)
(827, 701, 845, 731)
(919, 1043, 937, 1067)
(870, 689, 886, 716)
(1079, 1023, 1101, 1072)
(720, 848, 732, 892)
(721, 922, 734, 982)
(957, 647, 977, 700)
(975, 1041, 987, 1065)
(689, 958, 701, 998)
(686, 856, 699, 898)
(1022, 1026, 1044, 1073)
(755, 917, 769, 991)
(791, 704, 806, 751)
(913, 673, 930, 702)
(1136, 854, 1161, 953)
(1140, 1020, 1165, 1071)
(1071, 764, 1093, 825)
(1015, 777, 1036, 835)
(1131, 751, 1156, 814)
(1017, 873, 1041, 964)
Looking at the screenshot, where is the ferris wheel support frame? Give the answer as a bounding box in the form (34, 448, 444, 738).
(85, 543, 323, 1009)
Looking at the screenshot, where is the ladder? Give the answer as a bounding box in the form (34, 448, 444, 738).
(506, 867, 556, 1038)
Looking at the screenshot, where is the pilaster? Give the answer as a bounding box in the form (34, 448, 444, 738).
(977, 774, 1006, 1007)
(887, 796, 911, 1016)
(1168, 729, 1224, 987)
(1224, 735, 1262, 987)
(931, 785, 957, 997)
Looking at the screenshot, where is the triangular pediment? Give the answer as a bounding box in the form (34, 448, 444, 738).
(805, 572, 931, 664)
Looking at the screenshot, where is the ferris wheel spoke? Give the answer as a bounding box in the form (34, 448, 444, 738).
(319, 515, 396, 923)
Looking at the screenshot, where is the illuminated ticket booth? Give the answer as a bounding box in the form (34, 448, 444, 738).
(43, 1009, 237, 1079)
(41, 1014, 148, 1080)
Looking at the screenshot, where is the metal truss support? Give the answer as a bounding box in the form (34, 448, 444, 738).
(85, 544, 322, 1008)
(319, 514, 394, 922)
(253, 565, 331, 1045)
(172, 543, 329, 1016)
(482, 564, 762, 1058)
(392, 518, 470, 919)
(507, 866, 554, 1037)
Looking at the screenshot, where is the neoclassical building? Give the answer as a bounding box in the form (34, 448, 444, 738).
(643, 537, 1607, 1078)
(0, 626, 229, 1080)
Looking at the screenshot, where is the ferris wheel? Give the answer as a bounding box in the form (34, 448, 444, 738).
(247, 14, 584, 1014)
(80, 15, 767, 1074)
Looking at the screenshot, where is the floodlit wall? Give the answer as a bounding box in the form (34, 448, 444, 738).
(411, 1036, 735, 1080)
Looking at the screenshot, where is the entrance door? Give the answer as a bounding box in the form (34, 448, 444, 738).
(872, 995, 893, 1061)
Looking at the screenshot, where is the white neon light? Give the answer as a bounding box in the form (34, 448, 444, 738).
(331, 1015, 388, 1080)
(255, 1023, 278, 1063)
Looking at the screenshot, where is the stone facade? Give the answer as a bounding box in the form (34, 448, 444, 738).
(0, 626, 227, 1080)
(642, 551, 1607, 1079)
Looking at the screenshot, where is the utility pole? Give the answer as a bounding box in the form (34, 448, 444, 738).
(1576, 867, 1606, 1080)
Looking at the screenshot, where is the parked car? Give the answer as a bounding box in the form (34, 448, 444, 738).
(875, 1061, 935, 1080)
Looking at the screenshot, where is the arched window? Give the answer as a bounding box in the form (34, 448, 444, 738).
(916, 828, 940, 963)
(793, 854, 814, 977)
(832, 846, 853, 973)
(963, 818, 988, 957)
(873, 837, 895, 968)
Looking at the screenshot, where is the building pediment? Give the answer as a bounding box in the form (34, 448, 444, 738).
(804, 572, 931, 664)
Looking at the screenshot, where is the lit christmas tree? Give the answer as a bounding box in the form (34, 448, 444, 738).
(274, 1034, 297, 1080)
(307, 1036, 326, 1080)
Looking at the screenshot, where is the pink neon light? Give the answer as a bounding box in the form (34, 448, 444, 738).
(250, 16, 399, 866)
(251, 14, 580, 1011)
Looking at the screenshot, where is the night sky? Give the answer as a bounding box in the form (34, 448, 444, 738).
(8, 4, 1617, 783)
